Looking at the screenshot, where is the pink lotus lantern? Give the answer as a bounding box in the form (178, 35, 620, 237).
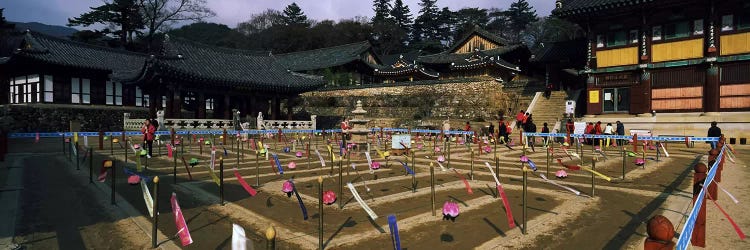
(65, 138, 70, 143)
(288, 162, 297, 169)
(199, 137, 204, 142)
(127, 175, 141, 184)
(295, 151, 303, 158)
(434, 146, 441, 153)
(437, 155, 446, 163)
(520, 155, 529, 163)
(442, 201, 460, 221)
(648, 145, 656, 150)
(282, 180, 294, 197)
(594, 146, 601, 151)
(458, 138, 465, 145)
(483, 146, 492, 153)
(483, 140, 490, 145)
(175, 140, 181, 145)
(372, 162, 381, 170)
(133, 144, 141, 149)
(635, 158, 645, 166)
(323, 190, 336, 205)
(347, 143, 354, 149)
(417, 143, 424, 150)
(555, 170, 568, 179)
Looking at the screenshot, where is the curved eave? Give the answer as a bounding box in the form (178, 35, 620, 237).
(450, 59, 521, 72)
(374, 66, 439, 79)
(146, 61, 324, 93)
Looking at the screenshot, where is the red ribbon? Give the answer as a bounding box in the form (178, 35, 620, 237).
(497, 183, 516, 229)
(234, 170, 257, 197)
(171, 193, 194, 246)
(705, 186, 746, 240)
(452, 169, 473, 195)
(556, 159, 581, 171)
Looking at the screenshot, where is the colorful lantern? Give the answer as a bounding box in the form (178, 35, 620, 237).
(295, 151, 303, 158)
(437, 155, 445, 163)
(555, 170, 568, 179)
(442, 201, 460, 221)
(282, 180, 294, 197)
(127, 175, 141, 184)
(288, 162, 297, 169)
(323, 190, 336, 205)
(372, 162, 381, 170)
(635, 158, 645, 166)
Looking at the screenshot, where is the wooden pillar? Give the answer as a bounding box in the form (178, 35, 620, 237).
(165, 88, 174, 118)
(224, 94, 231, 119)
(172, 89, 182, 119)
(148, 92, 158, 118)
(705, 64, 720, 112)
(197, 92, 206, 119)
(271, 96, 280, 120)
(286, 97, 293, 120)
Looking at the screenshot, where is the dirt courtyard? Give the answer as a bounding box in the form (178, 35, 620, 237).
(1, 135, 749, 249)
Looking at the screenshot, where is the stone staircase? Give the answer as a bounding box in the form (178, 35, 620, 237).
(528, 91, 568, 132)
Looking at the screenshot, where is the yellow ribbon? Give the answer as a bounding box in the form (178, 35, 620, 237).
(580, 167, 612, 182)
(74, 132, 78, 143)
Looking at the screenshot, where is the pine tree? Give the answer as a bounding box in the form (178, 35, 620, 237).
(372, 0, 392, 24)
(505, 0, 538, 42)
(412, 0, 440, 43)
(282, 2, 309, 27)
(67, 0, 144, 45)
(390, 0, 412, 30)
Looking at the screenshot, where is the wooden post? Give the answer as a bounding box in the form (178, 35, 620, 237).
(110, 134, 113, 155)
(76, 141, 80, 170)
(256, 151, 260, 186)
(111, 160, 116, 205)
(307, 143, 311, 169)
(522, 168, 528, 235)
(173, 148, 177, 183)
(430, 163, 436, 216)
(266, 226, 276, 250)
(223, 128, 227, 145)
(318, 176, 324, 250)
(691, 163, 707, 247)
(98, 131, 104, 150)
(125, 138, 128, 165)
(152, 176, 160, 248)
(591, 157, 597, 197)
(411, 151, 416, 192)
(220, 158, 225, 206)
(89, 148, 93, 184)
(338, 158, 343, 209)
(447, 138, 451, 169)
(641, 145, 646, 169)
(470, 150, 474, 180)
(621, 146, 626, 180)
(62, 133, 66, 156)
(546, 147, 550, 177)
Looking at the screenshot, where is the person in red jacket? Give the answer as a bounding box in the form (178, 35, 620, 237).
(585, 122, 594, 145)
(141, 119, 156, 157)
(515, 110, 525, 129)
(594, 121, 603, 146)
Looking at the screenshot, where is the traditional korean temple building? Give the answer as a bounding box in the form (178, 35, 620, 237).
(0, 31, 324, 122)
(555, 0, 750, 115)
(278, 26, 532, 85)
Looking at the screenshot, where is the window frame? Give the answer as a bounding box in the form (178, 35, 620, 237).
(70, 77, 91, 104)
(105, 81, 123, 106)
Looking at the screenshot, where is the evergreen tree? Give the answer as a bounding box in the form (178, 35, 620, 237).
(67, 0, 144, 45)
(504, 0, 538, 42)
(390, 0, 411, 30)
(372, 0, 392, 24)
(412, 0, 440, 43)
(282, 2, 309, 27)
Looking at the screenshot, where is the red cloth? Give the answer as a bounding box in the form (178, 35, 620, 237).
(141, 124, 155, 141)
(464, 124, 471, 131)
(340, 121, 351, 130)
(566, 122, 574, 134)
(515, 112, 524, 122)
(585, 124, 593, 134)
(595, 124, 603, 134)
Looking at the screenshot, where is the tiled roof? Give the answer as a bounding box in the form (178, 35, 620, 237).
(531, 38, 587, 63)
(378, 51, 423, 66)
(274, 41, 377, 71)
(555, 0, 656, 17)
(141, 37, 324, 93)
(447, 25, 508, 53)
(417, 45, 524, 65)
(11, 31, 148, 80)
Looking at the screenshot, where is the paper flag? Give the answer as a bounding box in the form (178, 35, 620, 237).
(171, 193, 194, 246)
(232, 224, 247, 250)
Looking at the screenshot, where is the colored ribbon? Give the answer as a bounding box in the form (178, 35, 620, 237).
(365, 152, 374, 173)
(561, 147, 580, 160)
(387, 215, 402, 250)
(124, 167, 152, 183)
(181, 156, 193, 180)
(436, 161, 447, 171)
(485, 162, 516, 228)
(35, 132, 39, 143)
(452, 168, 473, 195)
(210, 147, 216, 171)
(290, 180, 308, 220)
(526, 159, 538, 172)
(315, 149, 326, 167)
(97, 165, 108, 182)
(232, 224, 248, 250)
(595, 150, 609, 160)
(658, 142, 669, 157)
(556, 159, 581, 171)
(171, 193, 194, 246)
(347, 182, 378, 220)
(539, 173, 581, 196)
(394, 160, 414, 176)
(704, 185, 746, 240)
(716, 182, 739, 204)
(234, 169, 257, 197)
(272, 153, 284, 175)
(580, 166, 612, 182)
(207, 164, 221, 186)
(141, 180, 154, 217)
(250, 138, 257, 151)
(375, 148, 387, 159)
(167, 143, 173, 158)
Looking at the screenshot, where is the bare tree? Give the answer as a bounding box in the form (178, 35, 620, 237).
(236, 9, 285, 35)
(138, 0, 215, 49)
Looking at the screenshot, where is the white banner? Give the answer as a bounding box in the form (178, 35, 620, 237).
(141, 180, 154, 217)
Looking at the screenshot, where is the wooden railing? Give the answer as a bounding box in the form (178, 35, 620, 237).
(256, 112, 316, 130)
(123, 113, 234, 131)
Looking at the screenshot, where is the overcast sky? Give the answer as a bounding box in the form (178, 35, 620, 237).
(3, 0, 555, 28)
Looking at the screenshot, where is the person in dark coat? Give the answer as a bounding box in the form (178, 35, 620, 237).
(541, 122, 550, 146)
(707, 121, 721, 149)
(523, 115, 536, 151)
(488, 123, 495, 138)
(616, 121, 625, 146)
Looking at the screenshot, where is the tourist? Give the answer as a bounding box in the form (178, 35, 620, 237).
(515, 110, 525, 129)
(604, 122, 614, 147)
(594, 121, 603, 146)
(707, 121, 721, 149)
(616, 121, 625, 146)
(498, 119, 508, 144)
(566, 119, 575, 144)
(541, 122, 550, 146)
(443, 119, 451, 142)
(544, 83, 552, 99)
(523, 112, 530, 127)
(585, 122, 594, 144)
(488, 122, 495, 139)
(464, 121, 472, 142)
(523, 116, 536, 151)
(141, 119, 156, 157)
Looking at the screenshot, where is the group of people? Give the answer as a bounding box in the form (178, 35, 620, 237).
(568, 119, 625, 146)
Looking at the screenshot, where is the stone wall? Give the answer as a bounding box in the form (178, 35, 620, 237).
(0, 104, 149, 132)
(298, 79, 511, 129)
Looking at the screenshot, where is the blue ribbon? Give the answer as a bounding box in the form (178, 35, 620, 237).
(291, 181, 308, 220)
(676, 146, 726, 249)
(388, 215, 401, 250)
(124, 167, 152, 183)
(395, 160, 415, 176)
(272, 153, 284, 175)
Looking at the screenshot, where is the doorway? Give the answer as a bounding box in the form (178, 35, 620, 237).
(603, 87, 629, 112)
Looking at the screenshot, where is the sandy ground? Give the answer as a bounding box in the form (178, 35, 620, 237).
(2, 136, 749, 249)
